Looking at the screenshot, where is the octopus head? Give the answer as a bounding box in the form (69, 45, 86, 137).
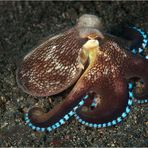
(77, 14, 103, 30)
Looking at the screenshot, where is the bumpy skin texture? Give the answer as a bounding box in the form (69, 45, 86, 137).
(17, 28, 83, 96)
(17, 14, 148, 131)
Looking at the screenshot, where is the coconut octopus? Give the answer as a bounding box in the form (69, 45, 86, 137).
(16, 14, 148, 132)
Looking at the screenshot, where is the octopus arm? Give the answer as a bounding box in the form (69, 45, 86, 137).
(24, 36, 104, 132)
(24, 59, 94, 131)
(72, 39, 133, 127)
(125, 54, 148, 99)
(122, 26, 147, 53)
(122, 27, 148, 103)
(75, 73, 134, 127)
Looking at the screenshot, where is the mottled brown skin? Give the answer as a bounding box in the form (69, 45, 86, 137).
(76, 39, 148, 124)
(17, 27, 85, 97)
(17, 14, 105, 127)
(17, 14, 103, 97)
(17, 14, 148, 128)
(17, 27, 104, 97)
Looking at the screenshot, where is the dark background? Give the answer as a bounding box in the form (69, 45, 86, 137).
(0, 1, 148, 147)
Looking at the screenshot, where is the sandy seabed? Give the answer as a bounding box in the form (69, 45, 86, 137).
(0, 1, 148, 147)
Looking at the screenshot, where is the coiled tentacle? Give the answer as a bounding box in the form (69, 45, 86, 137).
(24, 39, 101, 132)
(74, 39, 133, 128)
(24, 85, 90, 132)
(125, 27, 148, 104)
(108, 26, 148, 104)
(74, 27, 147, 128)
(125, 53, 148, 103)
(74, 80, 133, 128)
